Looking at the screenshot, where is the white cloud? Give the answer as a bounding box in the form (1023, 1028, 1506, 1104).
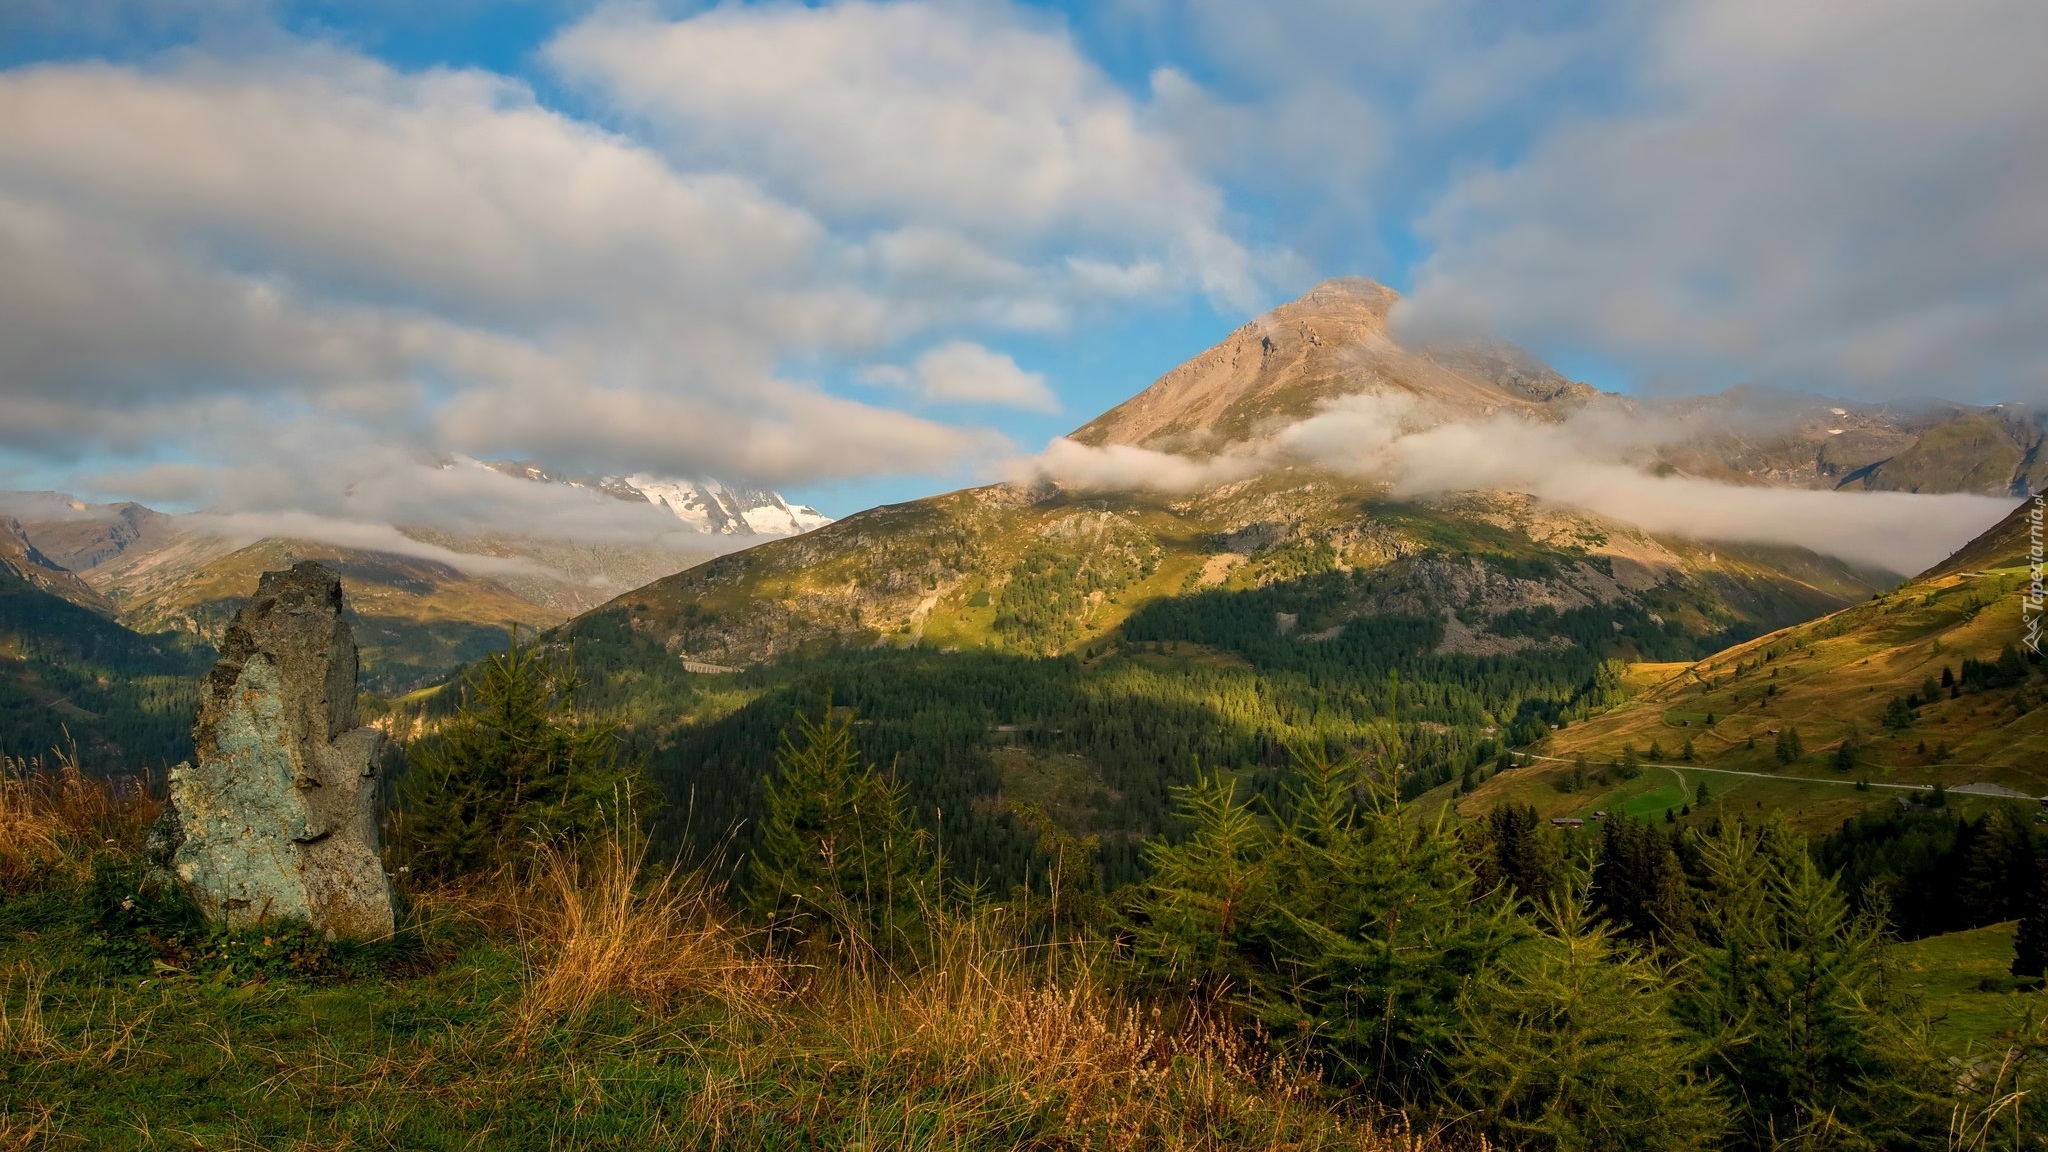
(1025, 390, 2012, 574)
(0, 46, 1035, 514)
(862, 341, 1060, 412)
(548, 0, 1261, 310)
(1020, 437, 1254, 493)
(1400, 0, 2048, 401)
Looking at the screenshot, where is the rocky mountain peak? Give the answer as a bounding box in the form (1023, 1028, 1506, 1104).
(1068, 277, 1589, 454)
(1296, 275, 1402, 317)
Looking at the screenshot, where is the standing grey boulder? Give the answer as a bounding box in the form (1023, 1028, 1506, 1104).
(165, 561, 394, 938)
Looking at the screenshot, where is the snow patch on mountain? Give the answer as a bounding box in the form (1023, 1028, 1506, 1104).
(480, 460, 830, 537)
(624, 476, 831, 537)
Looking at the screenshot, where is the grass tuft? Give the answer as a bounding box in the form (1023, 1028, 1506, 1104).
(0, 750, 159, 889)
(509, 835, 782, 1034)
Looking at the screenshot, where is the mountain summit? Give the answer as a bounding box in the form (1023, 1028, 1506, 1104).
(1070, 277, 1590, 452)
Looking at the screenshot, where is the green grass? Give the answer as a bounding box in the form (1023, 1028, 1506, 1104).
(1615, 770, 1689, 819)
(1892, 922, 2044, 1052)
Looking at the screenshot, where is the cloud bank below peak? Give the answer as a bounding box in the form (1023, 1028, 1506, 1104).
(1022, 393, 2013, 575)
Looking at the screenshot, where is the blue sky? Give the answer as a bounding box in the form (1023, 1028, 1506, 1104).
(0, 0, 2041, 530)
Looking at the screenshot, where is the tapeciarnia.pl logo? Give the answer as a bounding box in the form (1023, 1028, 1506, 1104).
(2027, 494, 2044, 655)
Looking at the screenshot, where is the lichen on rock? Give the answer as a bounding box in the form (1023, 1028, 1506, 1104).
(165, 561, 393, 938)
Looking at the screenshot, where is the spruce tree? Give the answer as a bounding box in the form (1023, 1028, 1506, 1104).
(748, 707, 934, 951)
(1883, 695, 1915, 730)
(1128, 770, 1274, 995)
(1774, 726, 1803, 763)
(1131, 747, 1518, 1106)
(1452, 878, 1729, 1152)
(1591, 816, 1694, 941)
(1960, 807, 2038, 925)
(394, 638, 641, 880)
(1674, 818, 1948, 1148)
(1467, 801, 1562, 907)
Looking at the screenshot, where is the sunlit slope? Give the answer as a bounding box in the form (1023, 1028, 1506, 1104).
(580, 474, 1886, 671)
(1466, 498, 2046, 831)
(104, 538, 561, 694)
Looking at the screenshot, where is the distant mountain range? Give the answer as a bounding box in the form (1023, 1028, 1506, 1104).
(0, 469, 832, 695)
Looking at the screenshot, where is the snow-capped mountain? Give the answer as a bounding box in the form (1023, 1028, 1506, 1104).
(622, 476, 832, 537)
(482, 461, 831, 537)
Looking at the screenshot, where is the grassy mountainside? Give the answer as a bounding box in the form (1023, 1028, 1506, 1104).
(1463, 498, 2046, 834)
(594, 478, 1881, 671)
(0, 518, 115, 618)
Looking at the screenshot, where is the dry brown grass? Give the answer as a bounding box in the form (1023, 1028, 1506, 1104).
(0, 751, 160, 889)
(485, 835, 1447, 1148)
(0, 964, 58, 1058)
(505, 836, 783, 1036)
(748, 917, 1454, 1152)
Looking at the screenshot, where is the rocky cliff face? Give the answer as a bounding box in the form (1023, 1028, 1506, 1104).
(164, 562, 392, 939)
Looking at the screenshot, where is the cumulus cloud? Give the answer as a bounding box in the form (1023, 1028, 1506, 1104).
(0, 34, 1178, 534)
(0, 52, 946, 476)
(548, 1, 1262, 311)
(1400, 0, 2048, 400)
(1025, 390, 2012, 574)
(0, 5, 1291, 540)
(862, 341, 1060, 412)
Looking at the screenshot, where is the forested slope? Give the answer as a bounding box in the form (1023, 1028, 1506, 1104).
(0, 564, 209, 769)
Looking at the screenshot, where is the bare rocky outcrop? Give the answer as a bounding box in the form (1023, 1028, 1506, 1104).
(159, 562, 393, 938)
